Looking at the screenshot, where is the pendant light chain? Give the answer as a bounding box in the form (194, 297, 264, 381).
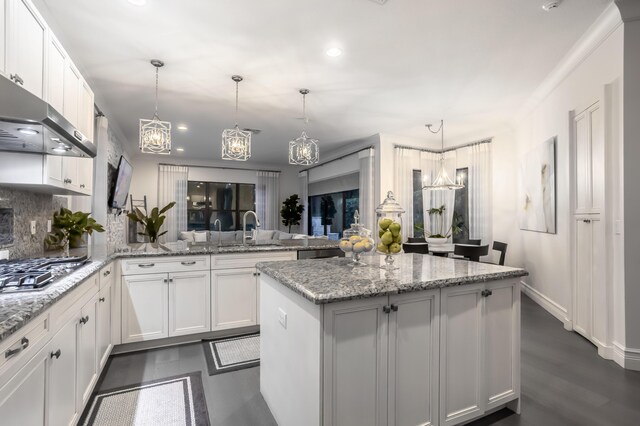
(154, 66, 159, 119)
(422, 119, 463, 191)
(235, 79, 239, 126)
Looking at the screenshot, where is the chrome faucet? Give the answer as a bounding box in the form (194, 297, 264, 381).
(213, 219, 222, 246)
(242, 211, 261, 246)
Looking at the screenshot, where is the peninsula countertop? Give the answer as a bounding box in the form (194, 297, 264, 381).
(0, 239, 339, 343)
(256, 253, 528, 304)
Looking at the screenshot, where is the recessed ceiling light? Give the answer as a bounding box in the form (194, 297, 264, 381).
(52, 143, 71, 153)
(326, 47, 343, 57)
(542, 1, 560, 11)
(176, 147, 184, 152)
(127, 0, 147, 6)
(177, 124, 188, 131)
(18, 128, 39, 135)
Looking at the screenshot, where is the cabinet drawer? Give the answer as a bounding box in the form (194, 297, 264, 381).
(121, 256, 210, 275)
(211, 252, 296, 270)
(0, 313, 49, 376)
(99, 262, 114, 288)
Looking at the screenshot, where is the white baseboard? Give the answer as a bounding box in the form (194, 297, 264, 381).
(520, 281, 572, 328)
(612, 342, 640, 371)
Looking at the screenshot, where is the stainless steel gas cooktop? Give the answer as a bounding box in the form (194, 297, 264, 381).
(0, 255, 89, 293)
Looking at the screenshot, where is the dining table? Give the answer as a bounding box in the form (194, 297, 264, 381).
(428, 243, 481, 257)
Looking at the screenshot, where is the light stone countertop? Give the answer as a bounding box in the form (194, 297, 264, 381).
(256, 253, 528, 304)
(0, 239, 339, 343)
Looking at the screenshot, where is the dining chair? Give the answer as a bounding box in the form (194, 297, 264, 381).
(403, 242, 429, 254)
(453, 244, 489, 262)
(454, 238, 481, 245)
(492, 241, 508, 265)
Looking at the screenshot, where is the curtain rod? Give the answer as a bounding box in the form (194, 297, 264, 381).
(158, 163, 281, 173)
(300, 146, 374, 173)
(394, 138, 492, 154)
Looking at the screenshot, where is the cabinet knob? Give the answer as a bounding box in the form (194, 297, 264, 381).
(583, 219, 591, 223)
(391, 304, 398, 312)
(481, 289, 493, 297)
(50, 349, 61, 359)
(79, 315, 89, 325)
(103, 270, 111, 277)
(383, 305, 392, 314)
(80, 184, 85, 188)
(10, 74, 24, 85)
(99, 297, 105, 302)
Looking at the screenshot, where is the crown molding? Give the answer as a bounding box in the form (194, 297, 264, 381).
(615, 0, 640, 22)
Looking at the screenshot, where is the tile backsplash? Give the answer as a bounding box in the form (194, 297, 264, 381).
(0, 187, 67, 259)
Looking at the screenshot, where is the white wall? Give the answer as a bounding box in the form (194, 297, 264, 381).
(493, 20, 624, 334)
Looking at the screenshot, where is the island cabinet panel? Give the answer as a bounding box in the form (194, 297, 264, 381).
(122, 273, 169, 343)
(169, 270, 211, 336)
(323, 297, 389, 426)
(388, 291, 440, 426)
(212, 268, 257, 331)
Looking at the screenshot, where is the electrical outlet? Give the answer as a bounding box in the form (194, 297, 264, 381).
(615, 220, 623, 235)
(0, 250, 8, 260)
(30, 221, 36, 235)
(278, 308, 287, 329)
(47, 219, 52, 233)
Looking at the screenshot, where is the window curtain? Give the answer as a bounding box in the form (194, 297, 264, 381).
(299, 171, 309, 234)
(468, 142, 492, 243)
(394, 147, 416, 241)
(422, 151, 456, 239)
(359, 148, 376, 230)
(256, 171, 280, 230)
(157, 164, 188, 242)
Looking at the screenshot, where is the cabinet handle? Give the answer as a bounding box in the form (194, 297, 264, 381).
(138, 263, 155, 268)
(383, 305, 392, 314)
(169, 278, 174, 283)
(103, 270, 111, 277)
(4, 337, 29, 359)
(181, 261, 196, 266)
(583, 219, 591, 223)
(79, 315, 89, 325)
(10, 74, 24, 86)
(163, 278, 168, 283)
(80, 184, 85, 188)
(99, 297, 105, 302)
(391, 304, 398, 312)
(481, 290, 493, 297)
(50, 349, 61, 359)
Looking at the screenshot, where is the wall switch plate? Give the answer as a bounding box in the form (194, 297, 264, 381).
(30, 221, 36, 235)
(47, 220, 52, 233)
(278, 308, 287, 329)
(0, 250, 8, 260)
(615, 220, 623, 235)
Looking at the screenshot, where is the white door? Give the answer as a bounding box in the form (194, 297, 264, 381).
(44, 155, 64, 187)
(573, 102, 603, 215)
(211, 268, 257, 331)
(440, 285, 484, 425)
(484, 281, 519, 411)
(0, 345, 48, 426)
(122, 273, 169, 343)
(96, 280, 112, 370)
(7, 0, 46, 97)
(590, 217, 607, 346)
(169, 270, 211, 337)
(48, 316, 79, 426)
(77, 294, 98, 407)
(63, 60, 81, 126)
(323, 296, 388, 426)
(388, 291, 439, 426)
(46, 34, 66, 113)
(574, 218, 593, 338)
(0, 0, 6, 76)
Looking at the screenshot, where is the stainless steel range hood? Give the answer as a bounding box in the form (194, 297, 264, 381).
(0, 75, 96, 158)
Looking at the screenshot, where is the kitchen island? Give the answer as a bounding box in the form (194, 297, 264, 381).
(257, 254, 528, 426)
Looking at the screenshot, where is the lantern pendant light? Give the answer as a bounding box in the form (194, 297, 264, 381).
(222, 75, 251, 161)
(288, 89, 319, 165)
(139, 60, 172, 154)
(422, 120, 464, 190)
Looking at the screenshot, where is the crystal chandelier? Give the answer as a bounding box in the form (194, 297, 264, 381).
(289, 89, 319, 165)
(139, 60, 171, 154)
(422, 120, 464, 190)
(222, 75, 251, 161)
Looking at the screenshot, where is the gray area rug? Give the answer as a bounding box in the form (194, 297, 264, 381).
(202, 333, 260, 376)
(80, 372, 210, 426)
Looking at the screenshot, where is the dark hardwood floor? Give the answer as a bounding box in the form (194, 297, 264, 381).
(93, 295, 640, 425)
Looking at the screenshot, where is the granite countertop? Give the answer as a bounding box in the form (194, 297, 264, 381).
(0, 239, 339, 343)
(256, 253, 529, 304)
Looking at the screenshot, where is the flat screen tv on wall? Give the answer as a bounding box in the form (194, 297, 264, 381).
(109, 156, 133, 209)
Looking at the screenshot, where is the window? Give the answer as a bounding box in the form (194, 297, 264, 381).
(412, 170, 424, 237)
(187, 181, 256, 231)
(452, 168, 469, 242)
(308, 189, 359, 239)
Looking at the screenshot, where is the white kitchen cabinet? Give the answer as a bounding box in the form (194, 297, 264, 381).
(63, 60, 81, 126)
(122, 273, 169, 343)
(77, 293, 98, 408)
(45, 154, 64, 187)
(211, 268, 257, 331)
(323, 296, 389, 426)
(0, 344, 48, 426)
(62, 156, 80, 192)
(79, 79, 94, 141)
(48, 316, 79, 426)
(573, 101, 604, 215)
(440, 282, 520, 425)
(6, 0, 46, 98)
(0, 0, 6, 76)
(46, 32, 65, 113)
(169, 270, 211, 337)
(97, 271, 113, 370)
(388, 291, 440, 426)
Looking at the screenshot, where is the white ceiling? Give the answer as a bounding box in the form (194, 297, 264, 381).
(37, 0, 610, 165)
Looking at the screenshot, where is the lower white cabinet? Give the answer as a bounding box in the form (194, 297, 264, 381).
(322, 291, 440, 426)
(122, 273, 169, 343)
(77, 293, 98, 408)
(97, 276, 113, 370)
(169, 270, 211, 337)
(211, 268, 257, 331)
(48, 316, 79, 426)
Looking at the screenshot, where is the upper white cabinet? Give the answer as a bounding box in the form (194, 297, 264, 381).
(1, 0, 8, 76)
(63, 61, 81, 126)
(46, 32, 65, 113)
(79, 79, 94, 141)
(573, 101, 604, 215)
(6, 0, 46, 98)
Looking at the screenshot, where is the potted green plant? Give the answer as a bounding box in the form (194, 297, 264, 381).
(45, 208, 105, 256)
(280, 194, 305, 233)
(425, 205, 464, 245)
(127, 202, 176, 244)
